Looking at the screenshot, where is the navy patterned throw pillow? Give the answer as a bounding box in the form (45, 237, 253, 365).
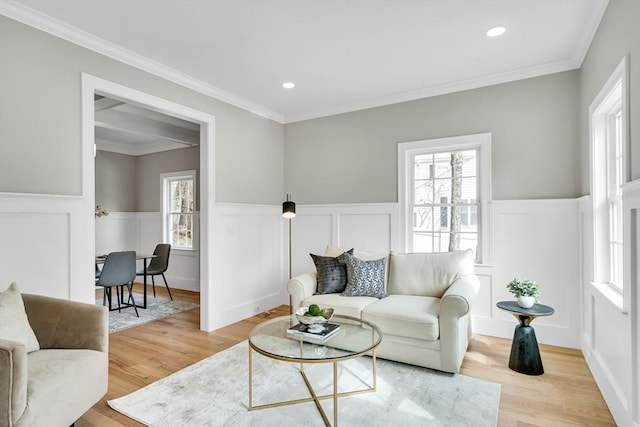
(310, 249, 354, 294)
(341, 254, 387, 298)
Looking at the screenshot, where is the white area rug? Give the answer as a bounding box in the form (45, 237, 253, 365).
(109, 340, 500, 426)
(96, 293, 199, 333)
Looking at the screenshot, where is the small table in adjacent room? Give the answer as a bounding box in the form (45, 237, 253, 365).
(496, 301, 555, 376)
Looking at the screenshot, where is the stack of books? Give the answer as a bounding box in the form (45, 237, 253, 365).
(287, 322, 341, 344)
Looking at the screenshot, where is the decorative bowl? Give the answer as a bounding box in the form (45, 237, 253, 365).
(295, 307, 334, 325)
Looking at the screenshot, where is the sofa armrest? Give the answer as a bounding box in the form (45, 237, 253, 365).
(0, 339, 28, 426)
(441, 275, 481, 317)
(287, 271, 317, 311)
(439, 275, 481, 373)
(22, 294, 108, 353)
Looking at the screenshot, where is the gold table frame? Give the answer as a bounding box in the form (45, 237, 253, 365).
(248, 315, 382, 427)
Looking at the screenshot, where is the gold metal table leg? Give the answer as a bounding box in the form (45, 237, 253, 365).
(248, 351, 378, 426)
(248, 345, 253, 409)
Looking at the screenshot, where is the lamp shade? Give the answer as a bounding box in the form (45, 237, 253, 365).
(282, 194, 296, 218)
(282, 201, 296, 218)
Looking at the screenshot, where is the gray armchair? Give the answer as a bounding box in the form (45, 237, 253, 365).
(0, 294, 108, 427)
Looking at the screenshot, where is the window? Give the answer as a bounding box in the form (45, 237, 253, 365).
(608, 109, 623, 288)
(161, 170, 196, 250)
(590, 56, 628, 308)
(399, 133, 491, 262)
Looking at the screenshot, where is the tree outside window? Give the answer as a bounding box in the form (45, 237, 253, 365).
(412, 149, 479, 256)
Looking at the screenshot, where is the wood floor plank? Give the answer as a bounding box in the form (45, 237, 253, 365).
(77, 285, 615, 426)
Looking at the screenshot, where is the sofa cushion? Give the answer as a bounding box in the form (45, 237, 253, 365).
(303, 293, 378, 319)
(310, 249, 353, 294)
(362, 295, 440, 341)
(341, 254, 387, 298)
(387, 250, 474, 298)
(0, 283, 40, 353)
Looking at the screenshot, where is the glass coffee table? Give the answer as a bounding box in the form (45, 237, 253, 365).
(248, 314, 382, 427)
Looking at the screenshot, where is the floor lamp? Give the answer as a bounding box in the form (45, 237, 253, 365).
(282, 194, 296, 314)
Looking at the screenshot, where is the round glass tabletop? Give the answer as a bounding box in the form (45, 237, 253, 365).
(248, 314, 382, 363)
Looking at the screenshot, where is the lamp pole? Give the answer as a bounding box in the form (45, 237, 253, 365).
(282, 194, 296, 314)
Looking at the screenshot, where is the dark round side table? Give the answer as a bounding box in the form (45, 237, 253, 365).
(496, 301, 554, 376)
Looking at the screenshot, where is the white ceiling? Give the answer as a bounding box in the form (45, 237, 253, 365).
(4, 0, 608, 123)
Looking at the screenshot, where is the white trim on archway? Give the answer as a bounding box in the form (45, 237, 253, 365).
(81, 73, 216, 330)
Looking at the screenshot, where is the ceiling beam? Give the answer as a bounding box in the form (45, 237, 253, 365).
(94, 97, 125, 112)
(95, 109, 199, 146)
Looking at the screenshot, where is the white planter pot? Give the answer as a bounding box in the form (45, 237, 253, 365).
(517, 295, 536, 309)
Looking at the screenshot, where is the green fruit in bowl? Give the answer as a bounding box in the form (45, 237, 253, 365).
(308, 304, 322, 316)
(303, 312, 312, 317)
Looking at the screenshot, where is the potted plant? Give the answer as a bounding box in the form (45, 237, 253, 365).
(506, 278, 540, 308)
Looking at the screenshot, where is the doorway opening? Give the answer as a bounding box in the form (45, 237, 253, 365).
(82, 74, 216, 330)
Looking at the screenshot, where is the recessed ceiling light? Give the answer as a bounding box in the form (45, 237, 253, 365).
(486, 26, 506, 38)
(282, 82, 295, 89)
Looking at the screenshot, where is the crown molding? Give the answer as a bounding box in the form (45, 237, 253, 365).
(284, 58, 579, 124)
(1, 0, 608, 126)
(0, 0, 284, 123)
(571, 0, 609, 68)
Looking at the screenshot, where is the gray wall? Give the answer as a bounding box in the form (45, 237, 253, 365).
(0, 16, 284, 203)
(137, 146, 200, 212)
(95, 150, 137, 212)
(284, 71, 579, 204)
(95, 146, 200, 212)
(579, 0, 640, 195)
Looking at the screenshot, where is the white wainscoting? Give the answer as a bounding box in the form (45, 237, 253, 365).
(212, 203, 286, 324)
(95, 212, 200, 292)
(2, 195, 583, 349)
(291, 200, 581, 349)
(290, 203, 400, 276)
(0, 193, 91, 302)
(472, 199, 581, 348)
(579, 181, 640, 427)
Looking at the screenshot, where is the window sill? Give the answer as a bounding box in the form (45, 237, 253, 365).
(590, 281, 626, 314)
(171, 248, 198, 257)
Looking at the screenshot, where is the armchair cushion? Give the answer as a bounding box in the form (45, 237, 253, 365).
(18, 349, 108, 427)
(0, 283, 39, 353)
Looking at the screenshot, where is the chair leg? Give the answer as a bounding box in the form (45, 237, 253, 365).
(162, 273, 173, 300)
(105, 287, 112, 311)
(127, 282, 139, 317)
(151, 275, 156, 298)
(116, 286, 121, 313)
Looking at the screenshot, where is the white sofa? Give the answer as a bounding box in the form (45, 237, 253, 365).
(287, 247, 480, 373)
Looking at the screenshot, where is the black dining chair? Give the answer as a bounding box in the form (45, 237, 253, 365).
(96, 251, 138, 317)
(137, 243, 173, 300)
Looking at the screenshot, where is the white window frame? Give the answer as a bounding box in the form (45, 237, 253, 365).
(398, 133, 491, 264)
(590, 56, 629, 312)
(161, 170, 197, 251)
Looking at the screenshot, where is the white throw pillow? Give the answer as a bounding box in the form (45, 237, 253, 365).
(0, 282, 40, 353)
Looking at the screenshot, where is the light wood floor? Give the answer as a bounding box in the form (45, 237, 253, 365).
(79, 284, 615, 426)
